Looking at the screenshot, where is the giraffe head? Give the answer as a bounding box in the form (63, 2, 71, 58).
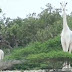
(60, 2, 67, 11)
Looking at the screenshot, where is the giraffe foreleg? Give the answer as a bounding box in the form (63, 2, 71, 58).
(69, 43, 72, 53)
(61, 37, 66, 52)
(61, 41, 66, 52)
(65, 42, 70, 52)
(65, 36, 70, 52)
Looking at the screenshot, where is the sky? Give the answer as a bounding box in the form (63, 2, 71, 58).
(0, 0, 72, 19)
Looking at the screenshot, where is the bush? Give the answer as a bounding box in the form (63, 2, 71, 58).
(4, 35, 72, 70)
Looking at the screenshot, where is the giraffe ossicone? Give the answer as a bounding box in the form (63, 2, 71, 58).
(60, 2, 72, 53)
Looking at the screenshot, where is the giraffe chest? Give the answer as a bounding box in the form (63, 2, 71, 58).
(61, 29, 70, 39)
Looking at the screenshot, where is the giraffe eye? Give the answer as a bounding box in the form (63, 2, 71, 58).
(65, 2, 67, 6)
(66, 2, 67, 4)
(60, 3, 62, 4)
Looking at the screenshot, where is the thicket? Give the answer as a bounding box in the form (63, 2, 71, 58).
(4, 35, 72, 70)
(0, 3, 63, 48)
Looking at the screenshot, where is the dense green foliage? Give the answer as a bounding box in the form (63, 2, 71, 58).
(5, 35, 61, 60)
(0, 3, 63, 48)
(4, 36, 72, 70)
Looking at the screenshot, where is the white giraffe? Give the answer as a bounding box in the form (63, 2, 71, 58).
(0, 49, 4, 60)
(60, 2, 72, 53)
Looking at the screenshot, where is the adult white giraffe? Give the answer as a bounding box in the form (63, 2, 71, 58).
(60, 2, 72, 53)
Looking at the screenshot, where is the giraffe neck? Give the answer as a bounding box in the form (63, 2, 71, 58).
(63, 10, 69, 30)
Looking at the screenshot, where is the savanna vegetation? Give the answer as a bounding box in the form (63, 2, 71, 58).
(0, 3, 72, 70)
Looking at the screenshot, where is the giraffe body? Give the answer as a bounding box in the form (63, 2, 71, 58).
(61, 28, 71, 52)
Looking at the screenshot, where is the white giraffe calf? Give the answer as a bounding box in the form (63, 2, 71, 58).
(0, 49, 4, 60)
